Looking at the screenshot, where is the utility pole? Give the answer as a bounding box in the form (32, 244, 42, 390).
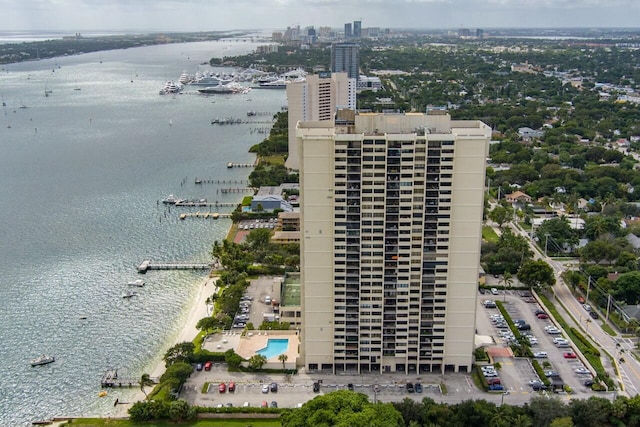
(586, 275, 592, 303)
(544, 233, 550, 257)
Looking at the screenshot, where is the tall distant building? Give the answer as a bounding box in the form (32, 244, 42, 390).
(353, 20, 362, 38)
(296, 111, 491, 375)
(344, 23, 352, 38)
(285, 72, 354, 170)
(476, 29, 484, 39)
(331, 43, 359, 81)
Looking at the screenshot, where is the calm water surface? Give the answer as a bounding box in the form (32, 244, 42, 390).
(0, 37, 285, 425)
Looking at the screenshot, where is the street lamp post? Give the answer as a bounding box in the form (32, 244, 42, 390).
(544, 233, 550, 257)
(500, 391, 508, 406)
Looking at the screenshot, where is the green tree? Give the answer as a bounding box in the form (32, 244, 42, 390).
(529, 397, 569, 427)
(139, 373, 155, 400)
(249, 354, 267, 370)
(549, 417, 574, 427)
(224, 349, 244, 369)
(612, 271, 640, 305)
(500, 272, 514, 301)
(163, 342, 195, 367)
(160, 361, 193, 384)
(168, 399, 197, 422)
(489, 205, 511, 229)
(195, 316, 218, 335)
(517, 260, 556, 291)
(282, 390, 403, 427)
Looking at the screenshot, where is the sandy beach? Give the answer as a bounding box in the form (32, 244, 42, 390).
(112, 274, 218, 416)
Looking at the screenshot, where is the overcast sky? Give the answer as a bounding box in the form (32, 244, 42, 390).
(0, 0, 638, 32)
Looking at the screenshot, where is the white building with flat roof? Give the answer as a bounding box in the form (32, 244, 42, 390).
(296, 111, 491, 375)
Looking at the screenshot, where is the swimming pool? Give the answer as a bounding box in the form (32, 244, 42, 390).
(256, 338, 289, 359)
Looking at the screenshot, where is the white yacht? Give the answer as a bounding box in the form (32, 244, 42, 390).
(159, 81, 181, 95)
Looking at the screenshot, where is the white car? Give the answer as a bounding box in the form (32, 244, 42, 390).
(491, 288, 499, 295)
(533, 351, 548, 358)
(262, 384, 270, 393)
(575, 367, 590, 375)
(483, 371, 498, 377)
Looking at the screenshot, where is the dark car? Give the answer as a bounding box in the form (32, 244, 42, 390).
(313, 382, 320, 392)
(517, 323, 531, 331)
(488, 384, 505, 391)
(195, 363, 203, 371)
(414, 383, 423, 393)
(270, 401, 278, 408)
(270, 382, 278, 392)
(406, 382, 415, 393)
(532, 383, 549, 391)
(590, 311, 600, 319)
(347, 383, 354, 391)
(584, 379, 595, 387)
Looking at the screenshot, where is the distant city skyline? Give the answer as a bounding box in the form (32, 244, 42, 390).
(1, 0, 639, 32)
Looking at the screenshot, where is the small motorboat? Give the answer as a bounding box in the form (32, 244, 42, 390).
(122, 290, 137, 299)
(31, 355, 55, 367)
(127, 279, 145, 287)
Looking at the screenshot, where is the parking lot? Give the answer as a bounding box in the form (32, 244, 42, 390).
(230, 276, 280, 329)
(477, 290, 595, 396)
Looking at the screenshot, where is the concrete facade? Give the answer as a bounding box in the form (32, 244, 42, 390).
(296, 111, 491, 375)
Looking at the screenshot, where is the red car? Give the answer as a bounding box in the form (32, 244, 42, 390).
(563, 352, 577, 359)
(261, 401, 268, 408)
(219, 382, 226, 393)
(228, 381, 236, 392)
(537, 313, 549, 319)
(577, 296, 585, 304)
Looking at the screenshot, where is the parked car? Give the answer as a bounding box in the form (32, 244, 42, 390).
(219, 382, 226, 393)
(262, 384, 270, 393)
(583, 304, 592, 312)
(532, 383, 549, 391)
(517, 323, 531, 331)
(563, 352, 577, 359)
(537, 313, 549, 319)
(584, 379, 595, 387)
(406, 382, 415, 393)
(491, 288, 499, 295)
(487, 378, 501, 385)
(347, 383, 354, 391)
(204, 361, 212, 371)
(545, 371, 560, 378)
(590, 311, 600, 319)
(270, 401, 278, 408)
(414, 383, 423, 393)
(488, 384, 505, 391)
(483, 371, 498, 378)
(228, 382, 236, 392)
(313, 382, 320, 392)
(575, 367, 590, 375)
(533, 351, 548, 358)
(195, 363, 203, 371)
(577, 296, 585, 303)
(270, 382, 278, 392)
(261, 401, 268, 408)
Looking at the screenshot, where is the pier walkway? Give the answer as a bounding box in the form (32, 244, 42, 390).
(179, 212, 232, 220)
(101, 369, 158, 388)
(137, 259, 212, 273)
(175, 201, 239, 207)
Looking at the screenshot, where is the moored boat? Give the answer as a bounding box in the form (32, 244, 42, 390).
(31, 355, 55, 367)
(127, 279, 145, 287)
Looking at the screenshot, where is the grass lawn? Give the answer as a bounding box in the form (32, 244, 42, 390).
(62, 418, 281, 427)
(482, 226, 499, 243)
(601, 322, 617, 337)
(261, 155, 285, 166)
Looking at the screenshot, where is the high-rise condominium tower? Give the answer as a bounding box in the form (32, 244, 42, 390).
(297, 111, 491, 375)
(331, 43, 359, 81)
(285, 72, 355, 170)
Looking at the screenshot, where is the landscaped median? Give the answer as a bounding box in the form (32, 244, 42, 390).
(495, 301, 533, 357)
(537, 292, 615, 391)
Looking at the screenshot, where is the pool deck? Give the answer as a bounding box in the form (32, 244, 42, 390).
(203, 330, 299, 369)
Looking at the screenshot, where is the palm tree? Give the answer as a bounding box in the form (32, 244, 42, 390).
(278, 353, 288, 370)
(500, 272, 514, 302)
(139, 373, 155, 399)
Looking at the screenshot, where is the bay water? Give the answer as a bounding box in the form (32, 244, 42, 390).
(0, 35, 285, 425)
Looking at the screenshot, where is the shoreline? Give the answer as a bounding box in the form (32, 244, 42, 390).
(113, 273, 218, 417)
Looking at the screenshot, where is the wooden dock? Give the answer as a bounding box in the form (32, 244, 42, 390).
(175, 201, 239, 207)
(227, 162, 255, 168)
(220, 188, 253, 194)
(101, 369, 158, 388)
(179, 212, 232, 220)
(137, 259, 212, 273)
(195, 178, 247, 185)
